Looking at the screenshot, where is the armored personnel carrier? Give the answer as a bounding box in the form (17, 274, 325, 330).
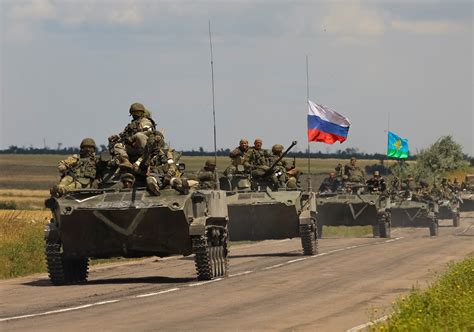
(316, 185, 392, 238)
(438, 194, 461, 227)
(44, 186, 229, 285)
(220, 141, 318, 255)
(460, 174, 474, 211)
(390, 195, 439, 236)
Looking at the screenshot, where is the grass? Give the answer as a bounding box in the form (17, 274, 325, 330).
(373, 255, 474, 331)
(322, 225, 374, 238)
(0, 210, 51, 278)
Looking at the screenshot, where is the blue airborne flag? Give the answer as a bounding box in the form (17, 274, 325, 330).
(387, 131, 409, 158)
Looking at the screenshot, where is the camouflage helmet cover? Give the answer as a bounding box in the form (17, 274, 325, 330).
(272, 144, 284, 154)
(129, 102, 147, 115)
(205, 159, 216, 167)
(80, 137, 96, 148)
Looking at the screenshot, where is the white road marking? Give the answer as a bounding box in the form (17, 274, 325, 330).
(1, 236, 405, 323)
(346, 315, 390, 332)
(287, 258, 307, 264)
(188, 278, 223, 287)
(135, 288, 180, 298)
(0, 300, 120, 322)
(229, 271, 253, 277)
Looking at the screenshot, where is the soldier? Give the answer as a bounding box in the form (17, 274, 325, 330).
(366, 171, 386, 193)
(319, 172, 340, 193)
(50, 138, 98, 196)
(224, 138, 250, 176)
(402, 174, 417, 191)
(247, 138, 270, 178)
(108, 102, 157, 169)
(267, 144, 296, 189)
(138, 136, 189, 196)
(197, 160, 217, 189)
(344, 157, 365, 183)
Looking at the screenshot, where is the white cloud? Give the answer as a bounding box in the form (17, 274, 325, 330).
(7, 0, 56, 21)
(321, 1, 386, 40)
(391, 19, 468, 35)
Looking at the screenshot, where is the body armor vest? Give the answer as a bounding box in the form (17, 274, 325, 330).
(73, 157, 96, 185)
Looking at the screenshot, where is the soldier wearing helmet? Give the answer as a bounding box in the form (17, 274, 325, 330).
(51, 138, 99, 197)
(224, 138, 251, 176)
(366, 170, 386, 193)
(267, 144, 299, 189)
(197, 159, 217, 189)
(108, 102, 157, 170)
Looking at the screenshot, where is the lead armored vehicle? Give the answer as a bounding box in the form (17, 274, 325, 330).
(220, 141, 318, 255)
(316, 184, 392, 238)
(44, 186, 229, 285)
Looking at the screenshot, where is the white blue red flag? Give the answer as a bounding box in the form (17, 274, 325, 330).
(307, 100, 351, 144)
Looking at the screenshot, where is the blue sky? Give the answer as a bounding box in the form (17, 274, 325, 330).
(1, 0, 472, 155)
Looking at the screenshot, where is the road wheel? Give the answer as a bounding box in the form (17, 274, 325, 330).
(317, 222, 323, 239)
(429, 220, 439, 237)
(45, 241, 89, 285)
(192, 227, 229, 281)
(378, 213, 391, 238)
(300, 222, 318, 256)
(453, 213, 460, 227)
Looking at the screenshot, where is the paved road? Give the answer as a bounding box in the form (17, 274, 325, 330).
(1, 212, 473, 331)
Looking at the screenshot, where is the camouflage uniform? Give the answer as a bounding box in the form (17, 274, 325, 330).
(225, 139, 250, 175)
(109, 102, 157, 168)
(267, 144, 299, 189)
(319, 172, 340, 193)
(138, 138, 188, 196)
(247, 139, 270, 178)
(197, 160, 217, 189)
(344, 157, 365, 183)
(51, 138, 98, 196)
(366, 171, 386, 193)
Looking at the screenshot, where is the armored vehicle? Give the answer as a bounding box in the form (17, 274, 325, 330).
(220, 141, 318, 255)
(390, 196, 438, 236)
(316, 185, 392, 238)
(44, 187, 229, 285)
(438, 195, 461, 227)
(460, 175, 474, 211)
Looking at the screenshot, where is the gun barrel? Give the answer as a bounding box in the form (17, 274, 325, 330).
(265, 140, 298, 176)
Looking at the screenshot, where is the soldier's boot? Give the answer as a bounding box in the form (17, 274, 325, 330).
(171, 178, 189, 195)
(146, 177, 161, 196)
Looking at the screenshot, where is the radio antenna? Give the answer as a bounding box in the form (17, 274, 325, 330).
(209, 20, 220, 189)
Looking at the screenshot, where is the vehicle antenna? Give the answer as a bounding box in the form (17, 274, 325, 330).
(209, 20, 220, 189)
(306, 55, 312, 192)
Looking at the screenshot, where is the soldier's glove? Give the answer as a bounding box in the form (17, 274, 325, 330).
(58, 165, 67, 173)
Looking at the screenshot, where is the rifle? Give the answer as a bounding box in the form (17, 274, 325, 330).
(264, 141, 297, 177)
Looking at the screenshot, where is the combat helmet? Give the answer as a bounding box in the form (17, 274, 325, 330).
(272, 144, 284, 154)
(129, 102, 147, 116)
(80, 138, 96, 149)
(205, 159, 216, 167)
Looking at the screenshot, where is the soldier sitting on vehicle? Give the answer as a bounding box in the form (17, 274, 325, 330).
(50, 138, 99, 197)
(366, 171, 386, 193)
(224, 138, 250, 176)
(319, 172, 340, 193)
(267, 144, 299, 190)
(137, 135, 189, 196)
(344, 157, 365, 183)
(197, 160, 217, 189)
(108, 102, 157, 170)
(247, 138, 271, 179)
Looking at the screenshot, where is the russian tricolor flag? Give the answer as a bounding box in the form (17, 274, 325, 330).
(307, 100, 351, 144)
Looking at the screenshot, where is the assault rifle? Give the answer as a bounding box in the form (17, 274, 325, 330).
(263, 140, 297, 177)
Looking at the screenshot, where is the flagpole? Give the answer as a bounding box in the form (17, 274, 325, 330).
(306, 55, 312, 191)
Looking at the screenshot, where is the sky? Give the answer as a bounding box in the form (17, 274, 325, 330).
(1, 0, 473, 156)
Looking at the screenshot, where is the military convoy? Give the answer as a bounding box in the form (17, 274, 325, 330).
(44, 187, 229, 284)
